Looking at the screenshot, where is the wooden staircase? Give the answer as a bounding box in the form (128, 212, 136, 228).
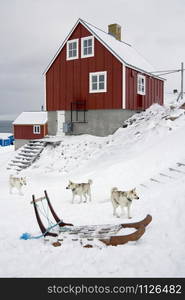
(7, 140, 46, 172)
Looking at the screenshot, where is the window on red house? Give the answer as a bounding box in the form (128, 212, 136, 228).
(137, 74, 146, 95)
(33, 125, 41, 134)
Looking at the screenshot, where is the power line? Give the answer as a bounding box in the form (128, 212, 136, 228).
(151, 69, 181, 73)
(154, 70, 181, 76)
(151, 63, 184, 101)
(151, 69, 185, 76)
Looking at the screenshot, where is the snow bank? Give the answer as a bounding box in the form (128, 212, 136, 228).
(0, 102, 185, 277)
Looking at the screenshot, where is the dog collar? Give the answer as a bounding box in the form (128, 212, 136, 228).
(72, 188, 76, 192)
(127, 198, 132, 202)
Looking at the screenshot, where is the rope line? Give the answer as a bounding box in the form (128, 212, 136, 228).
(20, 197, 64, 240)
(20, 220, 66, 240)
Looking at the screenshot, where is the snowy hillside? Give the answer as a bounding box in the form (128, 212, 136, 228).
(0, 99, 185, 277)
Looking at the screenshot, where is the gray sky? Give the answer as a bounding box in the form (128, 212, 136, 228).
(0, 0, 185, 120)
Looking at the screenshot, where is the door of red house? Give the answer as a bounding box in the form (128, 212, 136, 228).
(137, 95, 143, 109)
(57, 111, 65, 136)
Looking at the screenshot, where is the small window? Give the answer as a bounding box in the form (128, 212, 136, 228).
(89, 71, 107, 93)
(33, 125, 41, 134)
(81, 36, 94, 58)
(66, 39, 79, 60)
(137, 74, 146, 95)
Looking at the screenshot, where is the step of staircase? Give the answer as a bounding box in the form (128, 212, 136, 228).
(11, 159, 30, 165)
(20, 149, 41, 154)
(24, 145, 43, 150)
(7, 166, 22, 172)
(15, 155, 33, 161)
(29, 141, 44, 144)
(17, 152, 37, 157)
(9, 162, 29, 168)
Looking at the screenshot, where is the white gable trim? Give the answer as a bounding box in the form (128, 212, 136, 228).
(43, 76, 46, 111)
(43, 19, 81, 74)
(122, 64, 126, 109)
(43, 18, 164, 81)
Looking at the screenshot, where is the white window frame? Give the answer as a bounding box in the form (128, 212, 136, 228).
(66, 39, 79, 60)
(33, 125, 41, 134)
(137, 74, 146, 95)
(89, 71, 107, 93)
(81, 36, 94, 58)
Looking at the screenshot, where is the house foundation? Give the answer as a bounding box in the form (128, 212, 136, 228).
(48, 109, 139, 137)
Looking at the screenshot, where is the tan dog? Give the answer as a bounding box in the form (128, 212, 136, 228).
(111, 187, 139, 218)
(9, 174, 27, 195)
(66, 179, 93, 204)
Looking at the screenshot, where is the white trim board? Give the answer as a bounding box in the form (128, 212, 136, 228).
(122, 64, 126, 109)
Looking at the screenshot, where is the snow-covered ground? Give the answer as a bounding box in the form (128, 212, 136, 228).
(0, 98, 185, 277)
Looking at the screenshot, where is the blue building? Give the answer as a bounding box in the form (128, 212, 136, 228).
(0, 133, 14, 147)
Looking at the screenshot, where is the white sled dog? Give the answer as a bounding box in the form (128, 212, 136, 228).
(66, 179, 93, 203)
(9, 175, 27, 195)
(111, 187, 139, 218)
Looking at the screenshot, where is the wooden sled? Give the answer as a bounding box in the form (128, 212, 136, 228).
(31, 191, 152, 246)
(58, 214, 152, 246)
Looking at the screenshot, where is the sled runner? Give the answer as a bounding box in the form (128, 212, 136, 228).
(57, 214, 152, 246)
(24, 190, 152, 246)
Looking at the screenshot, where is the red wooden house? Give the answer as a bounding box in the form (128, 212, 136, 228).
(13, 112, 48, 149)
(44, 19, 164, 136)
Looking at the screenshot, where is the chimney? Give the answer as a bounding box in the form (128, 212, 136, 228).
(108, 23, 121, 41)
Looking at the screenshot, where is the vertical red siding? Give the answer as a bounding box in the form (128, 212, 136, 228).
(46, 23, 122, 111)
(14, 124, 47, 139)
(125, 67, 164, 110)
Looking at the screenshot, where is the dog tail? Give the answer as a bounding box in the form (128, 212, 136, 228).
(88, 179, 93, 185)
(111, 187, 118, 193)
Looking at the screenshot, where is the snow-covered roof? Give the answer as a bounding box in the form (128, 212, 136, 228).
(82, 20, 154, 74)
(0, 133, 13, 139)
(44, 18, 163, 79)
(13, 112, 47, 125)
